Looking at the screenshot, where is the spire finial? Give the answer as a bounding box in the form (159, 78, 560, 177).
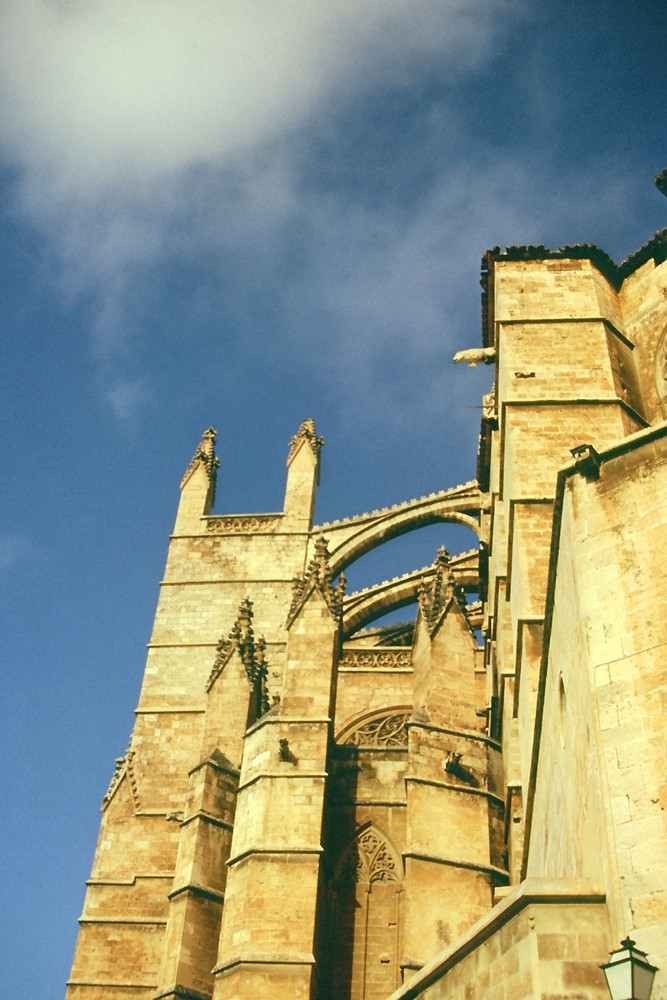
(419, 548, 466, 634)
(287, 419, 324, 465)
(206, 598, 270, 715)
(287, 536, 345, 626)
(180, 426, 220, 494)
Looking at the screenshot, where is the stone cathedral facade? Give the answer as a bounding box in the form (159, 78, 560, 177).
(68, 226, 667, 999)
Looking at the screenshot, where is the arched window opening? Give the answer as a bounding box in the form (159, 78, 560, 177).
(337, 709, 411, 750)
(326, 826, 403, 1000)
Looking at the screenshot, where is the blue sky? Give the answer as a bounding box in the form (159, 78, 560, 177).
(1, 2, 665, 995)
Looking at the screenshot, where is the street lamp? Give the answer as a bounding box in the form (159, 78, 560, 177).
(601, 938, 658, 1000)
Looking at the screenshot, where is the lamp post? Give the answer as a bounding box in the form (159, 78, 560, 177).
(601, 938, 658, 1000)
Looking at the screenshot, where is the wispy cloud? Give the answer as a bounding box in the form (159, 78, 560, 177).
(0, 1, 528, 423)
(0, 534, 33, 573)
(2, 1, 651, 434)
(105, 376, 152, 426)
(0, 1, 510, 195)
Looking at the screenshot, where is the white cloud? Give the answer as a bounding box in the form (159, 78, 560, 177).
(105, 376, 152, 425)
(0, 0, 510, 196)
(9, 0, 607, 434)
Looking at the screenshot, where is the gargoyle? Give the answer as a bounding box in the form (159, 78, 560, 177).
(444, 751, 479, 787)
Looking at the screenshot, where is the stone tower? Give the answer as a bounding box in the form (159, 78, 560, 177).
(68, 229, 667, 999)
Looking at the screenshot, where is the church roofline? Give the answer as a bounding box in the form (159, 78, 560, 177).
(480, 228, 667, 347)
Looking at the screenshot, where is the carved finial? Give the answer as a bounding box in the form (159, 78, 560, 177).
(181, 426, 221, 492)
(206, 598, 270, 715)
(655, 167, 667, 197)
(287, 419, 324, 465)
(102, 757, 126, 810)
(101, 746, 139, 812)
(287, 535, 345, 626)
(418, 548, 466, 634)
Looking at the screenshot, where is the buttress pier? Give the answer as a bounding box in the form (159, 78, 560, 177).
(67, 416, 498, 1000)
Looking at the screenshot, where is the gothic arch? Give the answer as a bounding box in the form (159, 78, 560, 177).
(325, 823, 404, 997)
(336, 706, 411, 749)
(342, 548, 479, 637)
(333, 823, 403, 887)
(315, 482, 482, 578)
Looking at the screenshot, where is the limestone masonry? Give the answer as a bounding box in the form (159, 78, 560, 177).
(68, 223, 667, 999)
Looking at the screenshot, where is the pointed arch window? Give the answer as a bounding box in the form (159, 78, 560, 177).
(327, 825, 403, 1000)
(335, 826, 401, 885)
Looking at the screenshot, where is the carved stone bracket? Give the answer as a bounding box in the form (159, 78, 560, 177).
(444, 750, 480, 787)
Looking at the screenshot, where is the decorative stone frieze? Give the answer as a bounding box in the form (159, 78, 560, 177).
(343, 713, 409, 749)
(204, 514, 281, 533)
(339, 648, 412, 670)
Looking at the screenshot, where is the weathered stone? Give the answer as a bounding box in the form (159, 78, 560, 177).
(69, 228, 667, 999)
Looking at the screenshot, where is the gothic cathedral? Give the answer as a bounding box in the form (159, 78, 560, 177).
(68, 220, 667, 998)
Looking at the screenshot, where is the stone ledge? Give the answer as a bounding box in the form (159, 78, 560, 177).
(495, 315, 632, 348)
(404, 775, 504, 807)
(154, 984, 212, 1000)
(245, 713, 331, 737)
(167, 882, 224, 903)
(212, 953, 315, 975)
(180, 811, 234, 832)
(227, 846, 323, 868)
(406, 719, 501, 750)
(237, 770, 327, 793)
(77, 917, 167, 925)
(67, 981, 157, 990)
(387, 877, 606, 999)
(330, 798, 408, 808)
(402, 851, 508, 881)
(85, 873, 173, 887)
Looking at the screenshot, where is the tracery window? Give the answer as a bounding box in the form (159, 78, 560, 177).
(328, 825, 403, 999)
(342, 712, 409, 749)
(336, 826, 401, 885)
